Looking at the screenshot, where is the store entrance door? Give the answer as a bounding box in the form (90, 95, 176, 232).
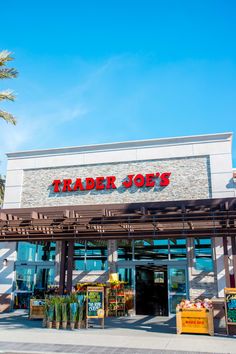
(136, 265, 168, 316)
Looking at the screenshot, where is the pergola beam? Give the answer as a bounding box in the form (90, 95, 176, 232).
(0, 197, 236, 241)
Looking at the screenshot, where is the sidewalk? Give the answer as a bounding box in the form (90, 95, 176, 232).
(0, 311, 235, 354)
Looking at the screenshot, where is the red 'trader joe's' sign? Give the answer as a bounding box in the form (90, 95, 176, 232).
(52, 172, 171, 193)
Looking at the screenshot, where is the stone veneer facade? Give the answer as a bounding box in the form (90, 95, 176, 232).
(21, 156, 211, 207)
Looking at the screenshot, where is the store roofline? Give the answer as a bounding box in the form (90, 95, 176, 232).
(6, 132, 232, 159)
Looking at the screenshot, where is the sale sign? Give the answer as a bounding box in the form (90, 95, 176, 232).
(51, 172, 171, 193)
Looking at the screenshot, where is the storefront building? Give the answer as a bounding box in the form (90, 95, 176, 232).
(0, 132, 236, 315)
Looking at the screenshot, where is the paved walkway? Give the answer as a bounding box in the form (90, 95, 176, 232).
(0, 311, 235, 354)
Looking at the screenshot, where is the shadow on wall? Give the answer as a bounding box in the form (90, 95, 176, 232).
(72, 271, 109, 285)
(189, 270, 218, 299)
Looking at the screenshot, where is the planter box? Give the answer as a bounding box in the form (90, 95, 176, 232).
(176, 308, 214, 336)
(29, 299, 45, 320)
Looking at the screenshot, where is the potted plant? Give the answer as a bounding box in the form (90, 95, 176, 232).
(47, 298, 55, 329)
(43, 298, 49, 328)
(55, 297, 62, 330)
(69, 301, 78, 330)
(61, 298, 68, 330)
(76, 294, 85, 329)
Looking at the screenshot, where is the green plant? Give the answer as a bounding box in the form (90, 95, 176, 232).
(0, 50, 18, 125)
(55, 298, 62, 323)
(70, 302, 78, 323)
(69, 293, 78, 303)
(44, 298, 50, 321)
(48, 303, 54, 322)
(76, 294, 85, 323)
(61, 301, 68, 322)
(47, 296, 60, 322)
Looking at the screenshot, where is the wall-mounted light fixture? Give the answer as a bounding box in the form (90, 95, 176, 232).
(3, 258, 8, 267)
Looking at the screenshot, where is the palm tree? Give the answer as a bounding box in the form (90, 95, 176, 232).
(0, 175, 5, 206)
(0, 50, 18, 125)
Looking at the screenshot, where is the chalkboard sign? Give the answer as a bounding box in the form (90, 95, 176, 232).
(86, 286, 104, 319)
(225, 288, 236, 325)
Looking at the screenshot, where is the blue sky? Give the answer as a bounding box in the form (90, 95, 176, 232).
(0, 0, 236, 173)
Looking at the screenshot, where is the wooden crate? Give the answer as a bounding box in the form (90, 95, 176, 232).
(29, 299, 45, 320)
(176, 308, 214, 336)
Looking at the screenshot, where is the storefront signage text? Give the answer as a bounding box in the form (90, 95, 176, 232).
(52, 172, 171, 193)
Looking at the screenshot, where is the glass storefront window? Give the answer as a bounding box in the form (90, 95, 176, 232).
(118, 267, 133, 287)
(169, 268, 186, 293)
(17, 242, 56, 262)
(169, 267, 187, 314)
(134, 239, 168, 260)
(170, 238, 186, 260)
(74, 242, 86, 270)
(74, 242, 86, 257)
(74, 259, 85, 270)
(17, 242, 37, 261)
(86, 259, 107, 271)
(194, 238, 213, 271)
(37, 242, 56, 261)
(170, 295, 186, 314)
(86, 241, 107, 271)
(15, 267, 35, 291)
(73, 241, 108, 271)
(117, 240, 133, 260)
(35, 268, 55, 289)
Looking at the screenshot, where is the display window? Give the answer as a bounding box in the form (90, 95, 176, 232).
(194, 238, 213, 271)
(134, 239, 169, 260)
(17, 242, 56, 262)
(73, 240, 108, 271)
(169, 238, 187, 260)
(117, 240, 133, 260)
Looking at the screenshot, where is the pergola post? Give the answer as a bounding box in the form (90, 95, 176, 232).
(59, 241, 67, 295)
(223, 237, 231, 288)
(66, 240, 74, 292)
(231, 236, 236, 287)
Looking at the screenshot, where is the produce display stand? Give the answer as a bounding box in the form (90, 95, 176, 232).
(29, 299, 45, 320)
(224, 288, 236, 335)
(176, 308, 214, 336)
(107, 285, 126, 317)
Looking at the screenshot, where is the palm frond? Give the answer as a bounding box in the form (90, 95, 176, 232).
(0, 175, 5, 206)
(0, 49, 18, 125)
(0, 67, 18, 79)
(0, 110, 17, 125)
(0, 50, 13, 66)
(0, 90, 15, 102)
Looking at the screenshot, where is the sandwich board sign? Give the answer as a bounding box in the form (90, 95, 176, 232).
(224, 288, 236, 335)
(86, 286, 104, 329)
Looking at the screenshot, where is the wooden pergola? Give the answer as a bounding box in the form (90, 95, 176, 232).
(1, 198, 236, 241)
(1, 197, 236, 293)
